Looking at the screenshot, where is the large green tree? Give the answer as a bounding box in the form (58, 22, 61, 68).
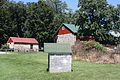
(24, 0, 54, 44)
(77, 0, 120, 45)
(0, 1, 27, 47)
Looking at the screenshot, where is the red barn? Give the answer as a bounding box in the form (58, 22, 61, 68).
(56, 23, 79, 46)
(56, 23, 94, 46)
(7, 37, 39, 52)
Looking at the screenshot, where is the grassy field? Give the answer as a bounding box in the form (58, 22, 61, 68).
(0, 52, 120, 80)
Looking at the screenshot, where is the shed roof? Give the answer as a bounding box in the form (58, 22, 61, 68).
(7, 37, 38, 44)
(44, 43, 72, 53)
(63, 23, 79, 33)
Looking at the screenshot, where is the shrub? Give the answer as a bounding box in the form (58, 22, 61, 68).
(83, 41, 107, 52)
(1, 44, 9, 49)
(72, 40, 120, 64)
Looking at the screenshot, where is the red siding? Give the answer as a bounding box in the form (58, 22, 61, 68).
(57, 26, 72, 35)
(7, 38, 13, 43)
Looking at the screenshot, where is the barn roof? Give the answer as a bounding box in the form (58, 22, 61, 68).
(44, 43, 72, 54)
(7, 37, 38, 44)
(63, 23, 79, 33)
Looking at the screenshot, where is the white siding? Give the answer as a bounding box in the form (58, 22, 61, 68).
(33, 45, 39, 52)
(8, 43, 39, 52)
(14, 44, 30, 52)
(57, 33, 76, 46)
(7, 42, 14, 49)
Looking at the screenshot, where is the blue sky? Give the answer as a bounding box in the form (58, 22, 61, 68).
(13, 0, 120, 11)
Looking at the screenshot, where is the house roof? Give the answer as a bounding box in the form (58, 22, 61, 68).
(44, 43, 72, 54)
(7, 37, 38, 44)
(63, 23, 79, 33)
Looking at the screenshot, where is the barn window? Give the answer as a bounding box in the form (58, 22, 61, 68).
(30, 44, 33, 49)
(62, 27, 65, 30)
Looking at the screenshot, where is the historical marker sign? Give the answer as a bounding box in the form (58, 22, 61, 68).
(44, 43, 72, 73)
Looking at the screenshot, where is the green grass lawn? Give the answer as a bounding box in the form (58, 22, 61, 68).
(0, 52, 120, 80)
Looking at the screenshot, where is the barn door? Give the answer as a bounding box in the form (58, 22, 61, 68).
(30, 44, 33, 49)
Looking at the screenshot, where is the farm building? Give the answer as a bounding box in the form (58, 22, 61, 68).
(56, 23, 119, 47)
(44, 43, 72, 72)
(56, 23, 94, 46)
(7, 37, 39, 52)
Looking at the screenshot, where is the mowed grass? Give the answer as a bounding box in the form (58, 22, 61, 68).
(0, 52, 120, 80)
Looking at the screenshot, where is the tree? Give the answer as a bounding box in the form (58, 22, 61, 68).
(46, 0, 67, 13)
(0, 1, 13, 47)
(9, 1, 27, 37)
(0, 1, 27, 47)
(0, 0, 8, 6)
(77, 0, 120, 45)
(24, 0, 54, 45)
